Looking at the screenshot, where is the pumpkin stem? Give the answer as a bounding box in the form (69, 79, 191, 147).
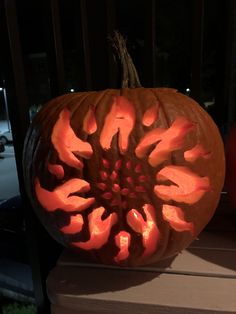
(111, 31, 142, 88)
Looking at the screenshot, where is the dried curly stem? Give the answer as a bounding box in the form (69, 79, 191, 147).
(111, 31, 142, 88)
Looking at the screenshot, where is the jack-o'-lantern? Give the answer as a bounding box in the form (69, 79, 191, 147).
(23, 33, 225, 266)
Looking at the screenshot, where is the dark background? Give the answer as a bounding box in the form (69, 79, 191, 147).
(0, 1, 236, 313)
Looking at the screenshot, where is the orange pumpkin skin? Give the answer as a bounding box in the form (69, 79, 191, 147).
(23, 87, 225, 266)
(225, 124, 236, 208)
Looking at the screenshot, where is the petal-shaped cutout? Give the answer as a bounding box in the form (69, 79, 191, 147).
(184, 144, 211, 162)
(47, 163, 64, 180)
(135, 117, 194, 167)
(72, 207, 117, 250)
(127, 204, 160, 258)
(60, 214, 84, 234)
(154, 165, 210, 204)
(100, 96, 135, 154)
(52, 109, 93, 169)
(162, 204, 194, 235)
(35, 178, 95, 212)
(83, 106, 97, 134)
(114, 231, 131, 263)
(142, 102, 159, 127)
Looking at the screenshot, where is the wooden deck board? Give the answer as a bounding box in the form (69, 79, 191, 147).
(47, 230, 236, 313)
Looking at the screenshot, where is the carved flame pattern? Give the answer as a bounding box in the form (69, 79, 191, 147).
(35, 96, 211, 264)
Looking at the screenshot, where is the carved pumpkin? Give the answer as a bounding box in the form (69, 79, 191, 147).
(23, 33, 225, 266)
(225, 123, 236, 208)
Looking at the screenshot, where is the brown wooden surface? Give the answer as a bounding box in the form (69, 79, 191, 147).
(47, 229, 236, 314)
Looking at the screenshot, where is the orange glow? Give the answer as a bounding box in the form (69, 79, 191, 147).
(135, 117, 194, 167)
(60, 214, 84, 234)
(114, 231, 131, 263)
(35, 178, 95, 212)
(51, 109, 93, 169)
(47, 163, 64, 179)
(83, 107, 97, 134)
(184, 144, 210, 162)
(100, 96, 135, 154)
(72, 207, 117, 250)
(142, 103, 159, 126)
(155, 165, 210, 204)
(162, 204, 194, 235)
(127, 204, 160, 258)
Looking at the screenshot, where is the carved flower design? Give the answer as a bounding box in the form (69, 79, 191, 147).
(34, 95, 212, 265)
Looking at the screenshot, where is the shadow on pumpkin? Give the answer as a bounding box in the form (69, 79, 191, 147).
(47, 249, 176, 295)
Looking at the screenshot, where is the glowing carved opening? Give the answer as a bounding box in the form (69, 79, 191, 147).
(135, 117, 194, 167)
(127, 204, 160, 257)
(184, 144, 210, 162)
(102, 158, 110, 169)
(162, 204, 194, 235)
(72, 207, 117, 250)
(100, 96, 135, 154)
(126, 177, 133, 185)
(47, 163, 64, 180)
(155, 165, 210, 204)
(110, 171, 118, 181)
(115, 160, 122, 170)
(60, 214, 84, 234)
(51, 109, 93, 169)
(83, 106, 97, 134)
(35, 178, 95, 212)
(138, 175, 147, 182)
(102, 192, 113, 200)
(114, 231, 131, 263)
(112, 184, 120, 192)
(121, 188, 129, 195)
(100, 171, 108, 181)
(142, 103, 159, 127)
(126, 161, 132, 169)
(135, 164, 142, 173)
(96, 183, 107, 191)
